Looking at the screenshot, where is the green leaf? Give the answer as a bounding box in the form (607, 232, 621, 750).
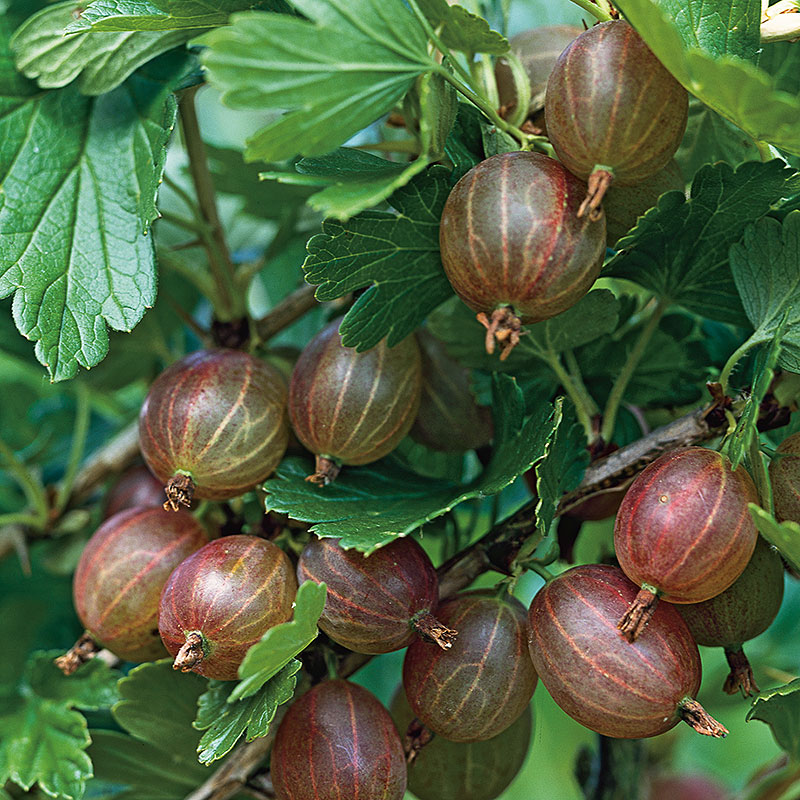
(675, 99, 760, 179)
(25, 652, 120, 710)
(0, 650, 120, 800)
(194, 660, 300, 764)
(11, 2, 197, 95)
(615, 0, 800, 156)
(0, 691, 92, 800)
(0, 48, 190, 380)
(201, 3, 435, 162)
(605, 160, 795, 326)
(415, 0, 509, 54)
(749, 504, 800, 573)
(232, 580, 327, 701)
(652, 0, 761, 61)
(65, 0, 271, 32)
(730, 212, 800, 372)
(759, 40, 800, 96)
(89, 661, 208, 800)
(747, 678, 800, 758)
(264, 375, 559, 551)
(302, 167, 454, 349)
(443, 103, 485, 182)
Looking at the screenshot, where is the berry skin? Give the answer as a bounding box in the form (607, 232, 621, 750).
(297, 536, 454, 654)
(545, 20, 688, 217)
(402, 591, 537, 742)
(104, 464, 165, 518)
(769, 432, 800, 522)
(677, 537, 784, 696)
(390, 685, 533, 800)
(438, 151, 606, 360)
(139, 349, 289, 510)
(158, 535, 297, 680)
(614, 447, 759, 641)
(73, 507, 208, 662)
(288, 319, 422, 485)
(271, 679, 407, 800)
(410, 329, 493, 453)
(528, 564, 727, 739)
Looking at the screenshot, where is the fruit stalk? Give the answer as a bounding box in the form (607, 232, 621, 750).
(723, 646, 760, 696)
(54, 631, 101, 676)
(677, 698, 729, 738)
(617, 585, 660, 642)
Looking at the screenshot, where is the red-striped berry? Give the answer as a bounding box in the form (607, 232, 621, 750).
(158, 535, 297, 680)
(402, 591, 537, 742)
(545, 20, 688, 217)
(73, 507, 208, 662)
(769, 432, 800, 522)
(438, 152, 605, 360)
(288, 319, 422, 485)
(271, 679, 407, 800)
(528, 564, 727, 739)
(138, 349, 289, 510)
(297, 536, 455, 654)
(614, 447, 759, 641)
(104, 464, 165, 518)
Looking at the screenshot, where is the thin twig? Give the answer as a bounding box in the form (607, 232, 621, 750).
(254, 285, 319, 344)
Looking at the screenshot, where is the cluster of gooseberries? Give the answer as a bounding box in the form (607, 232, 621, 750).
(54, 17, 793, 800)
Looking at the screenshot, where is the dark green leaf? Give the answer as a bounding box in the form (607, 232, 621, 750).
(415, 0, 509, 54)
(0, 691, 92, 800)
(605, 160, 796, 326)
(264, 376, 558, 551)
(25, 652, 120, 710)
(749, 504, 800, 573)
(615, 0, 800, 156)
(675, 99, 760, 179)
(65, 0, 272, 31)
(0, 48, 190, 380)
(730, 212, 800, 372)
(194, 661, 300, 764)
(11, 2, 196, 95)
(747, 678, 800, 758)
(443, 103, 486, 182)
(758, 40, 800, 96)
(232, 580, 327, 701)
(303, 167, 454, 349)
(201, 3, 435, 162)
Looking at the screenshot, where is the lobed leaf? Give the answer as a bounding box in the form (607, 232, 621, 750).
(25, 651, 120, 710)
(605, 160, 796, 326)
(11, 2, 197, 95)
(414, 0, 509, 54)
(0, 46, 191, 380)
(747, 678, 800, 759)
(616, 0, 800, 155)
(729, 211, 800, 372)
(749, 504, 800, 573)
(200, 2, 435, 162)
(194, 661, 300, 764)
(302, 166, 454, 349)
(264, 375, 559, 551)
(232, 580, 327, 701)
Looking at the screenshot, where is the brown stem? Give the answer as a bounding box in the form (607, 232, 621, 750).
(578, 168, 614, 219)
(173, 631, 205, 673)
(476, 308, 524, 360)
(678, 697, 728, 737)
(723, 645, 760, 696)
(617, 586, 659, 642)
(306, 456, 340, 486)
(164, 473, 195, 512)
(55, 631, 102, 675)
(254, 284, 319, 344)
(179, 86, 238, 321)
(411, 610, 458, 650)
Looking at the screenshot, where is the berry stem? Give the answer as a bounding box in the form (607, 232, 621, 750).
(600, 299, 666, 445)
(254, 284, 318, 345)
(566, 0, 614, 22)
(677, 697, 728, 737)
(174, 631, 206, 673)
(723, 646, 760, 696)
(719, 337, 757, 394)
(178, 86, 240, 322)
(0, 437, 49, 529)
(411, 610, 458, 650)
(55, 631, 102, 675)
(544, 353, 599, 443)
(54, 382, 91, 515)
(617, 585, 659, 642)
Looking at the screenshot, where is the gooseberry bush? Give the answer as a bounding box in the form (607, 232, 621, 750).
(2, 1, 800, 799)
